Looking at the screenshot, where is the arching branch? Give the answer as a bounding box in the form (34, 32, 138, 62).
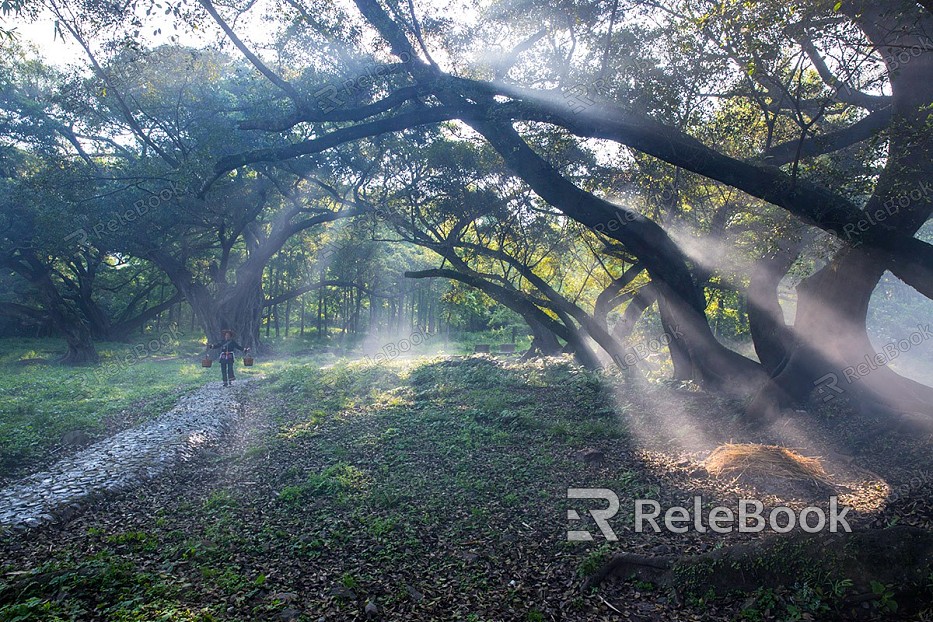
(758, 106, 893, 166)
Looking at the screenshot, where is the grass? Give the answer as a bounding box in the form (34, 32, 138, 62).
(0, 337, 199, 477)
(0, 354, 642, 620)
(0, 336, 294, 479)
(1, 344, 929, 620)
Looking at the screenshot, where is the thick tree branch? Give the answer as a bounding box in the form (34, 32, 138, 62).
(594, 262, 644, 328)
(197, 0, 302, 105)
(464, 89, 932, 297)
(238, 82, 425, 130)
(758, 106, 893, 165)
(796, 34, 892, 110)
(454, 240, 631, 364)
(204, 105, 467, 191)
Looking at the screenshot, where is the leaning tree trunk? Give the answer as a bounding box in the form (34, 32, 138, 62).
(651, 280, 769, 394)
(746, 240, 803, 375)
(612, 284, 657, 342)
(468, 117, 771, 396)
(754, 247, 933, 427)
(751, 2, 933, 426)
(657, 289, 695, 381)
(525, 317, 563, 357)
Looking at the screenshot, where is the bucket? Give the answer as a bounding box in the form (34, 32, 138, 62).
(201, 357, 213, 368)
(243, 356, 254, 367)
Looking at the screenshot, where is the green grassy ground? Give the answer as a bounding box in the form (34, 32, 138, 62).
(2, 350, 927, 620)
(0, 337, 276, 479)
(0, 329, 518, 479)
(0, 356, 647, 621)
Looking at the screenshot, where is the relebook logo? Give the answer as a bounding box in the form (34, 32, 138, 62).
(566, 489, 852, 541)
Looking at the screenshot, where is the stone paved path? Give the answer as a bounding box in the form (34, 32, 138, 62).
(0, 379, 251, 530)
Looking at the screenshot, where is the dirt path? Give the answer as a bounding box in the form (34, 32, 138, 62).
(0, 379, 252, 530)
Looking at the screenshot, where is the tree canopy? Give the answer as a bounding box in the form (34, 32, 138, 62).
(1, 0, 931, 425)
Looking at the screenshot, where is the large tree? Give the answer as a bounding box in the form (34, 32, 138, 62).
(23, 0, 933, 427)
(184, 0, 931, 422)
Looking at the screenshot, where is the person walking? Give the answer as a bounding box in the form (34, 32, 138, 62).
(208, 329, 247, 387)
